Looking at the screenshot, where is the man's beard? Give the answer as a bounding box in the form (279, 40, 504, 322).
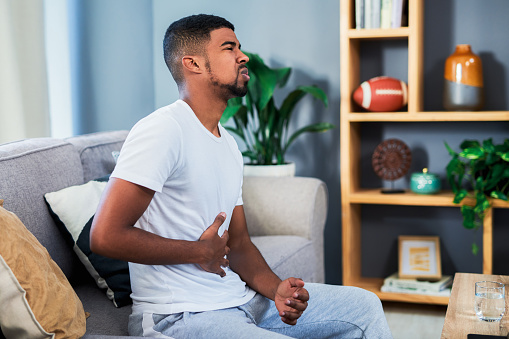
(206, 60, 248, 98)
(221, 80, 248, 98)
(209, 73, 248, 98)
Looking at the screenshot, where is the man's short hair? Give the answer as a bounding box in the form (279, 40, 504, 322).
(163, 14, 235, 87)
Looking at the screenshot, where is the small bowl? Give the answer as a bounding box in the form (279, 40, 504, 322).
(410, 168, 441, 194)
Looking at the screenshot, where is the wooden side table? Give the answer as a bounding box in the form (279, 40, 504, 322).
(441, 273, 509, 338)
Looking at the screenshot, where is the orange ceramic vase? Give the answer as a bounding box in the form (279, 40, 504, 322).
(443, 44, 484, 111)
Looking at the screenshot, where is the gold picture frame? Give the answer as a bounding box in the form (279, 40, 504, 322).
(398, 236, 442, 280)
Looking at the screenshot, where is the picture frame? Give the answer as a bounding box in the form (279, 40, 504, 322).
(398, 236, 442, 280)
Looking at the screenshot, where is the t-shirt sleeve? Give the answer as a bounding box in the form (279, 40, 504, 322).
(111, 114, 182, 193)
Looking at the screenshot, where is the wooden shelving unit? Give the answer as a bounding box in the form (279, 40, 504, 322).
(339, 0, 509, 306)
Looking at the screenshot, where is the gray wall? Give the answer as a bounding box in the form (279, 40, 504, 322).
(74, 0, 509, 285)
(69, 0, 155, 135)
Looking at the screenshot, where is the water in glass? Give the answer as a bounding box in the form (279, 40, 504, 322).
(474, 281, 505, 322)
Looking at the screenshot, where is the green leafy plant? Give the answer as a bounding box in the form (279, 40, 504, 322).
(220, 52, 335, 165)
(445, 138, 509, 254)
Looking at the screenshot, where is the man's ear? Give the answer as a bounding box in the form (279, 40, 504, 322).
(182, 56, 204, 74)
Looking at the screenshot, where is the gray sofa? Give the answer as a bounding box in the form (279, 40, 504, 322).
(0, 130, 328, 338)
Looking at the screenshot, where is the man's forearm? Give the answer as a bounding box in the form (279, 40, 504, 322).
(228, 240, 282, 301)
(90, 222, 207, 265)
(90, 178, 229, 275)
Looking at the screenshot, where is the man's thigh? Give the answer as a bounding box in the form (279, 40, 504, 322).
(129, 307, 292, 339)
(129, 284, 392, 339)
(244, 283, 392, 339)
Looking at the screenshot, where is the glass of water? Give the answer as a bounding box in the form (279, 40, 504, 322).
(475, 281, 506, 322)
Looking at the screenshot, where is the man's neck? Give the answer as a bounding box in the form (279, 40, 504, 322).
(180, 91, 227, 138)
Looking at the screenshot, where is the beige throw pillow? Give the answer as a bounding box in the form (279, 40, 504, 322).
(0, 200, 86, 339)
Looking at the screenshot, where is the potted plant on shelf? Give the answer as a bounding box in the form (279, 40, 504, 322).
(445, 138, 509, 254)
(220, 52, 335, 176)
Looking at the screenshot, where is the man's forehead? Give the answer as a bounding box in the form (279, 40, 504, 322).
(209, 27, 239, 45)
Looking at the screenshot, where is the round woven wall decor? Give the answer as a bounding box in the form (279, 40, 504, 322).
(372, 138, 412, 181)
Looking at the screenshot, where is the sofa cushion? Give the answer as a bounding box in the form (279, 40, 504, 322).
(0, 201, 86, 338)
(65, 131, 128, 182)
(0, 138, 85, 278)
(74, 277, 132, 336)
(251, 235, 316, 282)
(44, 176, 131, 308)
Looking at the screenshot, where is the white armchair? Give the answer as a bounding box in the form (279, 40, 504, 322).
(242, 176, 328, 283)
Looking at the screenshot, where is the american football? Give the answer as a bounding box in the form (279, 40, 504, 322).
(352, 76, 408, 112)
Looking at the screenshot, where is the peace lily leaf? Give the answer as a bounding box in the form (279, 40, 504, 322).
(279, 86, 329, 136)
(224, 126, 244, 140)
(242, 150, 258, 162)
(501, 152, 509, 162)
(296, 85, 329, 107)
(245, 52, 291, 113)
(285, 123, 335, 152)
(221, 52, 333, 165)
(220, 104, 244, 124)
(233, 106, 249, 129)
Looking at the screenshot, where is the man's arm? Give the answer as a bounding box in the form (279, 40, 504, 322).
(227, 205, 309, 325)
(90, 177, 230, 276)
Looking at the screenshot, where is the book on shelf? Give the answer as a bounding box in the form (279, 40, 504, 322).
(364, 0, 372, 29)
(391, 0, 407, 28)
(371, 0, 381, 29)
(380, 0, 392, 29)
(381, 285, 452, 297)
(354, 0, 406, 29)
(355, 0, 364, 29)
(382, 272, 453, 293)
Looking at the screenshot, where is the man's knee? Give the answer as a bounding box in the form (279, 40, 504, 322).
(359, 288, 383, 309)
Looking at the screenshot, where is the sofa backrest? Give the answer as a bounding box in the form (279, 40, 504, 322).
(65, 131, 129, 182)
(0, 131, 129, 280)
(0, 138, 85, 277)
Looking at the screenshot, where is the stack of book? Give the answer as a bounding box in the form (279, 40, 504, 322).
(381, 273, 453, 296)
(355, 0, 407, 29)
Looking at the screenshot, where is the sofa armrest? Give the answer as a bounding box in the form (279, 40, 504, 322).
(242, 176, 328, 282)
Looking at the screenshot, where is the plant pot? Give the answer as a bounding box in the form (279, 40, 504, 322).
(243, 162, 296, 177)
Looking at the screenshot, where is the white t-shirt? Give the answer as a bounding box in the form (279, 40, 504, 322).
(111, 100, 255, 315)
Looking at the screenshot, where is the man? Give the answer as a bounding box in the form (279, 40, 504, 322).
(90, 14, 392, 338)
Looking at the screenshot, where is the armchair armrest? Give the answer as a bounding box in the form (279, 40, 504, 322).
(242, 176, 328, 282)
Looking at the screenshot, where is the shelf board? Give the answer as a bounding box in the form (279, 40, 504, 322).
(349, 189, 509, 208)
(347, 277, 450, 305)
(345, 111, 509, 122)
(348, 27, 410, 39)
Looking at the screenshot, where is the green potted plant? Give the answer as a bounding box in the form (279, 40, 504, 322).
(220, 52, 334, 176)
(445, 138, 509, 254)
